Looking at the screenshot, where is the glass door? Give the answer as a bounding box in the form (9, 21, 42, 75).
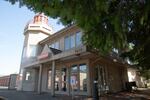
(55, 69, 60, 91)
(61, 68, 67, 92)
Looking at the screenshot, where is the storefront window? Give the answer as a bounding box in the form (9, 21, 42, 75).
(71, 65, 78, 91)
(79, 64, 87, 91)
(70, 64, 88, 92)
(47, 70, 52, 89)
(61, 68, 67, 91)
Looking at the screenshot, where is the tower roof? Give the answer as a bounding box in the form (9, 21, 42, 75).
(24, 13, 53, 35)
(33, 13, 48, 25)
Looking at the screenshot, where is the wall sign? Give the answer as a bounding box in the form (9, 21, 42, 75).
(38, 52, 49, 60)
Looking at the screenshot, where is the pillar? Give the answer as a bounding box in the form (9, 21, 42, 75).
(51, 60, 55, 96)
(38, 64, 42, 94)
(21, 68, 27, 91)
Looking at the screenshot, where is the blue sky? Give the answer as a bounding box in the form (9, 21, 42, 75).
(0, 1, 64, 76)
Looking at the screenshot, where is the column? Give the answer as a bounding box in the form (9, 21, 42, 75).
(87, 61, 91, 96)
(21, 68, 27, 91)
(51, 60, 55, 96)
(38, 64, 42, 94)
(67, 67, 71, 95)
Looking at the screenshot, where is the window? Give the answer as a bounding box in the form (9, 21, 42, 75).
(65, 36, 70, 50)
(49, 41, 60, 49)
(64, 31, 82, 50)
(55, 42, 59, 49)
(79, 64, 87, 91)
(28, 45, 37, 57)
(70, 34, 75, 48)
(50, 44, 55, 48)
(76, 31, 82, 46)
(25, 72, 31, 81)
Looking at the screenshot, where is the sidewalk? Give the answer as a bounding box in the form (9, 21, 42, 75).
(0, 88, 150, 100)
(100, 88, 150, 100)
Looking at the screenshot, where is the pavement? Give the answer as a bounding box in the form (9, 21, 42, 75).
(0, 88, 150, 100)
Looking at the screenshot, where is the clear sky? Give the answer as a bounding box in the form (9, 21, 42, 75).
(0, 1, 64, 76)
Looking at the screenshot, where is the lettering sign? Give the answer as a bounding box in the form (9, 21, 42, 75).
(38, 53, 49, 60)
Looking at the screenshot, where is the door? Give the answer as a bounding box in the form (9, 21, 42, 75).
(53, 67, 68, 92)
(61, 68, 68, 92)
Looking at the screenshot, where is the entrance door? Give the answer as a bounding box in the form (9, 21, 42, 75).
(54, 67, 68, 92)
(95, 65, 108, 96)
(61, 68, 67, 92)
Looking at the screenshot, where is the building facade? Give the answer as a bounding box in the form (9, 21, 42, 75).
(0, 75, 10, 87)
(0, 74, 18, 89)
(17, 13, 128, 97)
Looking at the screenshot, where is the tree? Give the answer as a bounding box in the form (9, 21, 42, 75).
(5, 0, 150, 71)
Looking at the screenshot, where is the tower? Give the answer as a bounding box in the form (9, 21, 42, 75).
(17, 13, 53, 91)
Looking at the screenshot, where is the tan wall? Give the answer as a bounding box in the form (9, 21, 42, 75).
(107, 63, 123, 92)
(89, 58, 128, 93)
